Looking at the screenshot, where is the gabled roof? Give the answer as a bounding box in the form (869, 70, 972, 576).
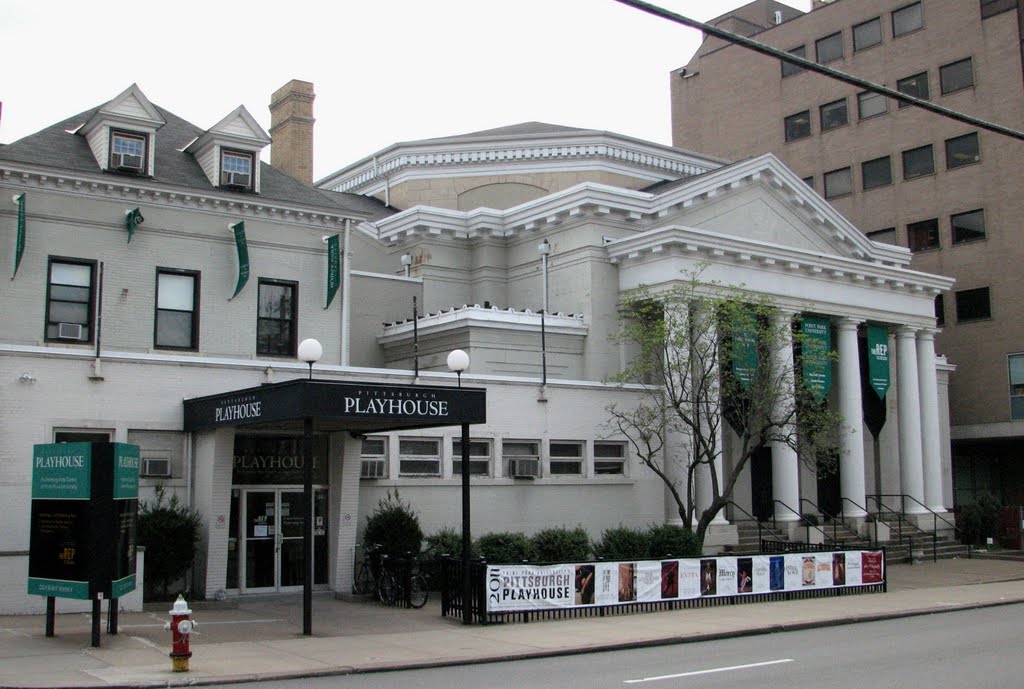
(184, 105, 272, 154)
(0, 100, 387, 218)
(80, 83, 166, 135)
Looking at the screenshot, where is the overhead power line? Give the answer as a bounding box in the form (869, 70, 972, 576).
(614, 0, 1024, 142)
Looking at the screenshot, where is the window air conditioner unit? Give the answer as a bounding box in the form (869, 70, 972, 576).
(57, 322, 84, 340)
(142, 457, 171, 478)
(113, 153, 143, 172)
(222, 172, 251, 188)
(509, 458, 539, 479)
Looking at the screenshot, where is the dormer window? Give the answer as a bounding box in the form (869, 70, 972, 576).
(221, 150, 254, 190)
(110, 130, 147, 174)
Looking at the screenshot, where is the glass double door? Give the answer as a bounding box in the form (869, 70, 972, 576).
(241, 488, 327, 592)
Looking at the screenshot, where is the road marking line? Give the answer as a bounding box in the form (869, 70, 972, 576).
(624, 658, 794, 683)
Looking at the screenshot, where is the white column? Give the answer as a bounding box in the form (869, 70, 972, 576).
(895, 326, 927, 513)
(693, 306, 727, 525)
(836, 318, 868, 517)
(917, 329, 945, 512)
(664, 305, 688, 526)
(770, 309, 800, 522)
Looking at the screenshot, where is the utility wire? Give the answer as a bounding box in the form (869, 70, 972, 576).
(614, 0, 1024, 142)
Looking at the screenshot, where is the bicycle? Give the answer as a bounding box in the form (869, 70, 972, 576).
(396, 552, 429, 609)
(352, 543, 378, 596)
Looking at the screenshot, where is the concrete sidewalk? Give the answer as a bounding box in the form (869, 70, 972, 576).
(2, 557, 1023, 689)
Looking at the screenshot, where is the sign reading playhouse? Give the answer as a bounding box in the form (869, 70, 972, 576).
(185, 379, 486, 433)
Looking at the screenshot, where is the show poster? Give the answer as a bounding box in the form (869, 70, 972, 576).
(485, 550, 886, 613)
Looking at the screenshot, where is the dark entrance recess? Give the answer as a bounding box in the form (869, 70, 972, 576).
(816, 449, 842, 519)
(750, 446, 773, 521)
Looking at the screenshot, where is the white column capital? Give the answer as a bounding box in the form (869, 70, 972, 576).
(916, 328, 938, 341)
(896, 325, 920, 338)
(836, 316, 863, 331)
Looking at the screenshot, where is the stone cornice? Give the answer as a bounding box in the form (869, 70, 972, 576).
(319, 130, 725, 195)
(378, 304, 587, 345)
(0, 162, 372, 228)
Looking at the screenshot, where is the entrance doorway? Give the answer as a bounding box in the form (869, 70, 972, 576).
(238, 488, 328, 592)
(750, 446, 773, 522)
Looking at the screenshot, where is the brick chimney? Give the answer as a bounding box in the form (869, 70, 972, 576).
(269, 80, 315, 185)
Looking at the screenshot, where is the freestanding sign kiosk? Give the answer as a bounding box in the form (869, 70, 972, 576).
(28, 442, 140, 647)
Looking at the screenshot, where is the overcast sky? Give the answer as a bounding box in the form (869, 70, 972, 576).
(0, 0, 806, 181)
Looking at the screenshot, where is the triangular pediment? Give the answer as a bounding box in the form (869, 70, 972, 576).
(81, 83, 165, 135)
(186, 106, 271, 154)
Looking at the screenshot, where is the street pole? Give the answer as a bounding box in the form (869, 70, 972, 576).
(303, 416, 312, 636)
(461, 420, 471, 625)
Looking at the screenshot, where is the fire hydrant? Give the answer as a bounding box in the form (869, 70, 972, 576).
(164, 594, 196, 672)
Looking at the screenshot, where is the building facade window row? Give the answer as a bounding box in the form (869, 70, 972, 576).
(359, 435, 628, 480)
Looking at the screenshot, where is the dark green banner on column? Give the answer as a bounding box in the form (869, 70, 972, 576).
(12, 193, 26, 279)
(731, 310, 758, 388)
(867, 325, 891, 400)
(325, 234, 340, 309)
(230, 221, 249, 300)
(802, 316, 832, 401)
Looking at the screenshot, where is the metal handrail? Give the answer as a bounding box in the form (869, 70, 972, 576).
(725, 500, 787, 549)
(841, 497, 877, 548)
(866, 493, 972, 561)
(772, 499, 832, 545)
(800, 497, 860, 546)
(865, 494, 936, 563)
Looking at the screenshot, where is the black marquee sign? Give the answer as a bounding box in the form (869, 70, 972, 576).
(184, 379, 486, 433)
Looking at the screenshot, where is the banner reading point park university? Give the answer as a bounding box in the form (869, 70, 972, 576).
(485, 550, 884, 613)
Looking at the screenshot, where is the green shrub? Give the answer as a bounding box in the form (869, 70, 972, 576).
(421, 526, 467, 587)
(363, 490, 423, 559)
(137, 485, 201, 601)
(959, 492, 1002, 545)
(530, 526, 591, 562)
(593, 525, 650, 560)
(647, 524, 702, 558)
(475, 531, 536, 563)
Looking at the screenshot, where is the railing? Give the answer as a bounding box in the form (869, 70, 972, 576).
(724, 500, 787, 549)
(865, 493, 972, 563)
(800, 497, 861, 547)
(841, 497, 878, 548)
(772, 499, 835, 546)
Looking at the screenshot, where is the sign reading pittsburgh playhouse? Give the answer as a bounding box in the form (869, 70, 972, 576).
(184, 379, 486, 432)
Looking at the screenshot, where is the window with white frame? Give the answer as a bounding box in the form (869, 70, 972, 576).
(360, 436, 388, 478)
(110, 130, 147, 173)
(503, 440, 540, 478)
(550, 441, 584, 475)
(155, 269, 199, 350)
(1009, 354, 1024, 420)
(594, 442, 627, 475)
(46, 258, 95, 343)
(221, 149, 254, 190)
(452, 438, 491, 476)
(398, 438, 440, 477)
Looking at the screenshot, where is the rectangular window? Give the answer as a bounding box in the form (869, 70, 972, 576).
(781, 45, 806, 77)
(360, 436, 388, 479)
(802, 176, 815, 190)
(952, 209, 986, 244)
(452, 438, 492, 476)
(823, 167, 853, 199)
(861, 156, 893, 190)
(784, 111, 811, 141)
(853, 18, 882, 51)
(935, 294, 945, 326)
(940, 58, 974, 94)
(155, 269, 199, 350)
(257, 279, 297, 356)
(504, 440, 540, 478)
(955, 287, 991, 322)
(892, 2, 924, 37)
(858, 91, 888, 119)
(110, 130, 147, 173)
(902, 144, 935, 179)
(594, 442, 627, 475)
(46, 258, 95, 342)
(946, 132, 980, 169)
(550, 441, 583, 476)
(815, 32, 844, 64)
(1009, 354, 1024, 419)
(398, 438, 440, 477)
(867, 227, 897, 245)
(897, 72, 929, 107)
(982, 0, 1017, 19)
(221, 150, 254, 190)
(820, 99, 848, 131)
(908, 218, 940, 252)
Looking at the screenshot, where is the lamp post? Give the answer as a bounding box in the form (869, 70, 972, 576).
(446, 349, 472, 624)
(296, 338, 321, 636)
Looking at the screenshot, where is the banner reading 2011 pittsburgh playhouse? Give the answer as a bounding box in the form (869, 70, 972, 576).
(485, 550, 884, 613)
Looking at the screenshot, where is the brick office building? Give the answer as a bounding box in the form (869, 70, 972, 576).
(671, 0, 1024, 507)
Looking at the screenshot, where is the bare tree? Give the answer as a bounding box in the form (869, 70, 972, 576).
(607, 271, 842, 547)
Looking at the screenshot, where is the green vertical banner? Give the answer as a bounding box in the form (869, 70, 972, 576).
(802, 316, 832, 401)
(124, 207, 144, 244)
(12, 193, 25, 279)
(325, 234, 340, 308)
(731, 309, 758, 388)
(230, 221, 249, 300)
(867, 325, 891, 400)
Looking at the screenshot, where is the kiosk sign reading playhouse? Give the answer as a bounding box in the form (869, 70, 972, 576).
(28, 443, 140, 600)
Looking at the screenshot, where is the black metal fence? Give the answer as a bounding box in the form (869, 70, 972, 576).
(440, 548, 887, 625)
(760, 539, 844, 553)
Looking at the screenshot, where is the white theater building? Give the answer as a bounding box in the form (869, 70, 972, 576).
(0, 83, 953, 612)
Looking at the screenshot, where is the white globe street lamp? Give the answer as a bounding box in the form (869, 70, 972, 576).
(447, 349, 470, 387)
(297, 338, 323, 380)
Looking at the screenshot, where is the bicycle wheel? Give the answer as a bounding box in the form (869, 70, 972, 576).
(353, 564, 373, 595)
(408, 573, 429, 609)
(378, 572, 397, 605)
